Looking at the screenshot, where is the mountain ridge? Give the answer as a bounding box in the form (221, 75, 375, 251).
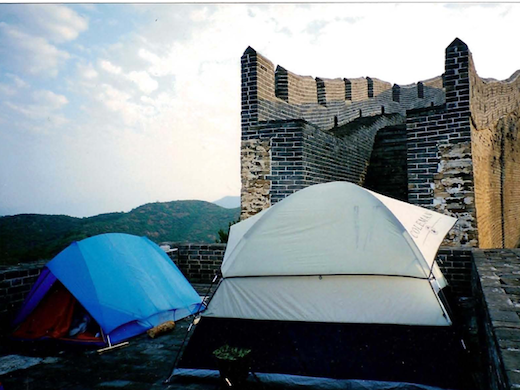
(0, 200, 239, 265)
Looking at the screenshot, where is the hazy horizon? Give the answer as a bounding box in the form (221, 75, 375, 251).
(1, 3, 519, 217)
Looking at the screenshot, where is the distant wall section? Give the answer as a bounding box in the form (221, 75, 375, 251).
(470, 55, 520, 248)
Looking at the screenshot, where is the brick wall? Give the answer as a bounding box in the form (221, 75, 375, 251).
(242, 38, 520, 249)
(167, 243, 226, 283)
(472, 120, 504, 248)
(501, 113, 520, 248)
(363, 124, 408, 201)
(241, 120, 305, 219)
(241, 138, 272, 219)
(434, 142, 479, 246)
(469, 51, 520, 249)
(304, 114, 406, 189)
(0, 262, 45, 332)
(240, 114, 406, 218)
(406, 38, 477, 248)
(436, 247, 473, 298)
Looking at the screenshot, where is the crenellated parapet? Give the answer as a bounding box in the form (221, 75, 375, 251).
(241, 46, 444, 135)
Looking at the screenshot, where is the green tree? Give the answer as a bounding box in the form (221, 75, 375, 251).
(216, 220, 239, 243)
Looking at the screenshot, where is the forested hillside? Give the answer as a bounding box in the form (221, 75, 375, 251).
(0, 200, 239, 265)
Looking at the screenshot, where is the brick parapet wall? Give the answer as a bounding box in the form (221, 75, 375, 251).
(166, 243, 226, 283)
(241, 47, 260, 133)
(305, 114, 406, 188)
(0, 261, 45, 333)
(470, 58, 520, 131)
(255, 83, 444, 134)
(437, 247, 473, 298)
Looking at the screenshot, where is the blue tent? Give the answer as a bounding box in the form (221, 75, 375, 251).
(13, 233, 202, 345)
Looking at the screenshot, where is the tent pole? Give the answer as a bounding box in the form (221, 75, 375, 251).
(100, 326, 106, 344)
(164, 273, 220, 384)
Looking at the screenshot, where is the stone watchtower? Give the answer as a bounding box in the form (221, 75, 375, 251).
(240, 38, 520, 249)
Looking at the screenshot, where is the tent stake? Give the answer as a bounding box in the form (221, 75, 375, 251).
(97, 334, 129, 354)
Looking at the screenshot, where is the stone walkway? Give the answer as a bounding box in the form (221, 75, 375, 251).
(473, 249, 520, 389)
(0, 316, 215, 390)
(0, 283, 218, 390)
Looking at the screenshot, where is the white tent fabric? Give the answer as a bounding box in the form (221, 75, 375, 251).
(366, 189, 455, 287)
(206, 275, 450, 326)
(206, 182, 457, 326)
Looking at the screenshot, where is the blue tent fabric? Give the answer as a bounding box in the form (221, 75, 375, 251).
(15, 233, 202, 344)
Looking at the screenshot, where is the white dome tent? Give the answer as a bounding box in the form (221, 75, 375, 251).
(209, 181, 456, 326)
(174, 182, 471, 389)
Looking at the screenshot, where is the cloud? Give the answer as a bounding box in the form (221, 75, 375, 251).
(99, 57, 158, 95)
(77, 63, 98, 80)
(1, 4, 88, 43)
(0, 22, 70, 77)
(6, 74, 29, 89)
(5, 102, 69, 129)
(0, 5, 88, 78)
(96, 83, 156, 126)
(0, 84, 16, 96)
(127, 70, 158, 94)
(2, 89, 69, 132)
(100, 59, 122, 75)
(32, 90, 69, 110)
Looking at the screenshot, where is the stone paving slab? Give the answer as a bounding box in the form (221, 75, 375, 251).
(0, 316, 219, 390)
(0, 282, 220, 390)
(474, 249, 520, 390)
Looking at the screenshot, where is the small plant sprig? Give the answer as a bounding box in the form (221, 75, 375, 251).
(213, 344, 251, 361)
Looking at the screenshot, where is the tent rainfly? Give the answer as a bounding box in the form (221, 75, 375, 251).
(12, 233, 202, 345)
(175, 182, 473, 389)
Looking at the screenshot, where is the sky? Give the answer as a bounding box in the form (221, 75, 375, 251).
(1, 3, 520, 218)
